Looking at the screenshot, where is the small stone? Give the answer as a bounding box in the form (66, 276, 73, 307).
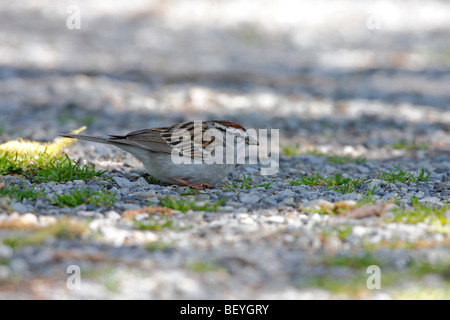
(419, 197, 441, 205)
(265, 215, 285, 224)
(366, 179, 383, 191)
(227, 201, 243, 208)
(73, 180, 85, 187)
(115, 203, 141, 211)
(291, 185, 309, 193)
(238, 215, 254, 224)
(0, 176, 32, 188)
(135, 177, 150, 188)
(340, 193, 359, 200)
(105, 210, 122, 221)
(357, 166, 370, 174)
(283, 197, 296, 206)
(20, 213, 38, 227)
(261, 209, 279, 216)
(86, 204, 99, 211)
(0, 266, 11, 280)
(9, 258, 29, 273)
(236, 213, 249, 219)
(235, 207, 248, 214)
(88, 218, 112, 231)
(395, 182, 408, 189)
(415, 191, 425, 198)
(263, 196, 278, 206)
(283, 234, 295, 243)
(86, 184, 101, 192)
(445, 209, 450, 220)
(244, 167, 259, 174)
(309, 213, 322, 223)
(324, 165, 338, 174)
(134, 213, 149, 222)
(132, 230, 159, 244)
(38, 216, 57, 226)
(109, 187, 119, 194)
(352, 225, 369, 237)
(276, 190, 298, 198)
(218, 206, 234, 212)
(0, 244, 13, 259)
(239, 193, 260, 204)
(308, 199, 333, 210)
(10, 202, 30, 214)
(113, 176, 132, 188)
(99, 226, 131, 246)
(34, 198, 48, 210)
(29, 249, 54, 265)
(76, 210, 98, 218)
(324, 236, 342, 252)
(381, 192, 395, 201)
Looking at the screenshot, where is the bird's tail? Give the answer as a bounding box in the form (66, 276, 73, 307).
(59, 133, 113, 145)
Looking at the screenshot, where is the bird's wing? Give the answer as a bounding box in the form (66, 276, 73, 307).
(61, 122, 223, 160)
(108, 128, 174, 154)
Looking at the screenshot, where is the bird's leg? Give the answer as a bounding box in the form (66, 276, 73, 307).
(172, 178, 214, 190)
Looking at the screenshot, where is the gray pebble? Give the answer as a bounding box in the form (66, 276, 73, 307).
(105, 210, 122, 221)
(283, 197, 296, 206)
(357, 166, 370, 174)
(0, 266, 11, 280)
(0, 245, 13, 260)
(239, 193, 260, 204)
(73, 180, 85, 187)
(10, 202, 31, 214)
(76, 210, 100, 218)
(276, 190, 298, 199)
(0, 176, 32, 188)
(135, 177, 150, 188)
(86, 184, 101, 192)
(113, 176, 133, 188)
(29, 249, 54, 265)
(366, 179, 383, 191)
(419, 197, 442, 205)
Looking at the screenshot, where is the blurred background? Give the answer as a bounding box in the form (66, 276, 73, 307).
(0, 0, 450, 300)
(0, 0, 449, 154)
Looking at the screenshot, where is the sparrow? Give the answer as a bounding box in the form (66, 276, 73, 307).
(60, 120, 258, 189)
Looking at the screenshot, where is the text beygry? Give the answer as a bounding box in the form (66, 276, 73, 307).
(180, 304, 269, 317)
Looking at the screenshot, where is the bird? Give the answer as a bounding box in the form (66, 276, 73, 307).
(60, 120, 258, 189)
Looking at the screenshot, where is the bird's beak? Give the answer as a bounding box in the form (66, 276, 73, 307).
(246, 135, 259, 146)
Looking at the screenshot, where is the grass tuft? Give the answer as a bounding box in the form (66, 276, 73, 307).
(186, 260, 226, 273)
(281, 146, 301, 157)
(326, 155, 366, 165)
(2, 217, 87, 249)
(222, 174, 272, 191)
(51, 188, 116, 208)
(386, 196, 449, 226)
(33, 154, 106, 183)
(135, 217, 174, 231)
(0, 127, 107, 183)
(160, 196, 226, 213)
(0, 185, 45, 201)
(290, 172, 365, 194)
(146, 241, 174, 251)
(378, 167, 430, 185)
(390, 140, 428, 151)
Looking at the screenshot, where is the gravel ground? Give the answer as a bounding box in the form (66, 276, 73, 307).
(0, 0, 449, 299)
